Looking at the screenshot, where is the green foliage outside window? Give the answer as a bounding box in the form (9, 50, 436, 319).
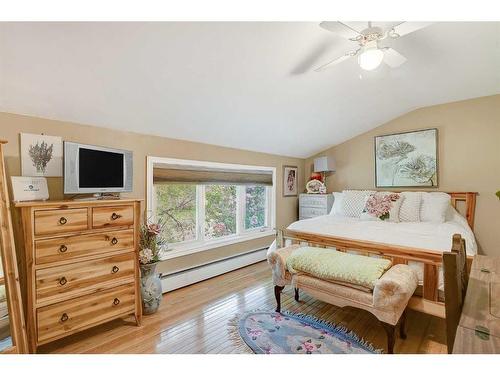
(245, 186, 266, 230)
(205, 185, 237, 238)
(155, 184, 197, 244)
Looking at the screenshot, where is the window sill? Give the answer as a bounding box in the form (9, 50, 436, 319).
(159, 229, 276, 260)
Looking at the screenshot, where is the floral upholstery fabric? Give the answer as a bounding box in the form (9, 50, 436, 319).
(267, 245, 418, 325)
(372, 265, 418, 310)
(267, 244, 299, 287)
(296, 275, 374, 307)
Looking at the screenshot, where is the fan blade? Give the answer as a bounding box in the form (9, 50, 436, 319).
(383, 48, 407, 68)
(391, 22, 433, 37)
(314, 50, 358, 72)
(319, 21, 361, 40)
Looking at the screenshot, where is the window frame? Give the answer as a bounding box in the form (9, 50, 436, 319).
(146, 156, 276, 260)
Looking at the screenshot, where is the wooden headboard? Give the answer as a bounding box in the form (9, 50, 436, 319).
(448, 192, 477, 230)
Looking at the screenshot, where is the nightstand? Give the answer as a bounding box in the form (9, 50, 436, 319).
(299, 194, 334, 220)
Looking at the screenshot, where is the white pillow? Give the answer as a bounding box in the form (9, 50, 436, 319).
(341, 190, 375, 218)
(360, 192, 404, 222)
(420, 192, 451, 223)
(329, 192, 345, 216)
(399, 192, 422, 222)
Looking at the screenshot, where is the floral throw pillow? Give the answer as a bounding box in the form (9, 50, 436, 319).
(361, 192, 404, 222)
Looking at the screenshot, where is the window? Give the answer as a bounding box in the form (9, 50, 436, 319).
(147, 157, 276, 258)
(154, 184, 197, 243)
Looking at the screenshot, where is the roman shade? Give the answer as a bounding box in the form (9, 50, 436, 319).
(153, 163, 273, 186)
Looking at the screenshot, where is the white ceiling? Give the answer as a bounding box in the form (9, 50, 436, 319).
(0, 22, 499, 158)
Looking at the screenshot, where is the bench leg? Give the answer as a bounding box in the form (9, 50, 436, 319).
(294, 288, 300, 302)
(381, 322, 396, 354)
(399, 309, 407, 340)
(274, 285, 285, 313)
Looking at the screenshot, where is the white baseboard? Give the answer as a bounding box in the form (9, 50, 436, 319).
(161, 248, 267, 292)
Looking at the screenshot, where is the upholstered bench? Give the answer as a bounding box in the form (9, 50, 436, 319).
(267, 245, 418, 353)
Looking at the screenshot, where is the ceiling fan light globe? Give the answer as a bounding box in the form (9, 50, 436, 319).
(358, 48, 384, 71)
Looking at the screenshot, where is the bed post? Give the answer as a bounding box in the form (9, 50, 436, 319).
(449, 192, 477, 230)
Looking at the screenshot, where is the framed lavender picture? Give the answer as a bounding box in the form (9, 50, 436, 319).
(374, 128, 438, 188)
(21, 133, 63, 177)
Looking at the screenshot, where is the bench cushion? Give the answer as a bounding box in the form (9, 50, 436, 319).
(286, 246, 392, 290)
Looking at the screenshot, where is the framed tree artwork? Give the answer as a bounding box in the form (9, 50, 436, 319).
(20, 133, 63, 177)
(374, 128, 438, 188)
(283, 166, 298, 197)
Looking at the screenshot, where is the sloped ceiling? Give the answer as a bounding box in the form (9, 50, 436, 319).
(0, 22, 499, 158)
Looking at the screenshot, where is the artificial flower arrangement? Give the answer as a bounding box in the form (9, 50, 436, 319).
(138, 216, 167, 265)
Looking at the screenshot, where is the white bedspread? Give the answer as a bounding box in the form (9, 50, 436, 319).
(286, 209, 477, 255)
(269, 208, 477, 290)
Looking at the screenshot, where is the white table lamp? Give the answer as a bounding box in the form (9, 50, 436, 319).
(313, 156, 335, 188)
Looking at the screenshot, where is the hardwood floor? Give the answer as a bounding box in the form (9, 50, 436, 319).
(40, 261, 447, 354)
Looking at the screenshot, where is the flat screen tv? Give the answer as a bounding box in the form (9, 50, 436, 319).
(64, 142, 133, 194)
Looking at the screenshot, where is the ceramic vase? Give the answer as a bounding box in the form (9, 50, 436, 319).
(140, 262, 162, 315)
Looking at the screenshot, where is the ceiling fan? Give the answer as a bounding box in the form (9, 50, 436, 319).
(314, 21, 432, 72)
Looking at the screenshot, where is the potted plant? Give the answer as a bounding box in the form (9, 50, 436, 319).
(138, 217, 167, 315)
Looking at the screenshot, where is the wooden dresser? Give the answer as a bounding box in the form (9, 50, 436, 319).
(14, 199, 142, 352)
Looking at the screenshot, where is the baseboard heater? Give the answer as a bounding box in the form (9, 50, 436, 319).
(160, 247, 268, 292)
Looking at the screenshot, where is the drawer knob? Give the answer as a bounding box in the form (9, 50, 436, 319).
(59, 276, 67, 286)
(113, 298, 120, 306)
(112, 265, 119, 274)
(59, 245, 68, 253)
(111, 237, 118, 245)
(111, 213, 122, 220)
(60, 313, 69, 322)
(59, 217, 67, 225)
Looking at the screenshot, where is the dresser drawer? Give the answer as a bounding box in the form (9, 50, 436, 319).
(299, 207, 328, 218)
(37, 283, 135, 344)
(92, 205, 134, 229)
(36, 253, 136, 305)
(35, 229, 134, 265)
(34, 208, 88, 236)
(299, 194, 328, 207)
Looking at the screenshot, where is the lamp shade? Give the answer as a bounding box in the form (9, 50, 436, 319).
(313, 156, 335, 173)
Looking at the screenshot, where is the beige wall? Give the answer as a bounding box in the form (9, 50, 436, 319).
(306, 95, 500, 256)
(0, 112, 304, 274)
(2, 94, 498, 267)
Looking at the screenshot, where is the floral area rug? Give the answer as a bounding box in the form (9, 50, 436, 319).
(229, 310, 381, 354)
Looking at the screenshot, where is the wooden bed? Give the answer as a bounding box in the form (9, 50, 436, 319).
(276, 192, 477, 318)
